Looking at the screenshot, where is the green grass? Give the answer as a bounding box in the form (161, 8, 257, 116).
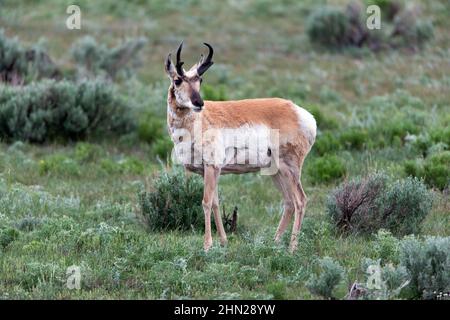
(0, 0, 449, 299)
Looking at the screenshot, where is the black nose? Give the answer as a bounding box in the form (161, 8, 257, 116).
(191, 95, 204, 108)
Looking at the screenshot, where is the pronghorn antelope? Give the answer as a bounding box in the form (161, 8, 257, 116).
(165, 43, 316, 253)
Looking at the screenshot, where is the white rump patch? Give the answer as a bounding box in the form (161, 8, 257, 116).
(292, 104, 317, 146)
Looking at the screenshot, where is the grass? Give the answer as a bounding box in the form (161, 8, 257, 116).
(0, 0, 449, 299)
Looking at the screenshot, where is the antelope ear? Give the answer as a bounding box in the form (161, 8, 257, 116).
(165, 53, 177, 79)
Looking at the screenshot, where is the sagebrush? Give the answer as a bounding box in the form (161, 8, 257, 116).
(0, 80, 134, 142)
(327, 173, 433, 236)
(139, 167, 204, 231)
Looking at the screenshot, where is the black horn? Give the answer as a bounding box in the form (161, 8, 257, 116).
(197, 43, 214, 76)
(175, 42, 185, 77)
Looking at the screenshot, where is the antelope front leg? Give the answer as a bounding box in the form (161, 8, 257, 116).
(212, 188, 227, 246)
(202, 165, 220, 252)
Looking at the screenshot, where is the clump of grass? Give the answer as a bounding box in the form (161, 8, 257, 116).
(309, 106, 339, 131)
(74, 142, 103, 163)
(403, 151, 449, 191)
(39, 154, 81, 176)
(339, 127, 368, 150)
(202, 84, 227, 101)
(152, 137, 173, 161)
(137, 111, 166, 144)
(99, 157, 145, 175)
(0, 227, 20, 248)
(314, 132, 341, 156)
(307, 155, 346, 184)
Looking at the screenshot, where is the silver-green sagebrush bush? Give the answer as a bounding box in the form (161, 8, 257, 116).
(0, 80, 134, 142)
(306, 2, 434, 51)
(0, 30, 59, 85)
(71, 36, 147, 80)
(361, 257, 409, 300)
(327, 173, 433, 236)
(306, 256, 345, 300)
(139, 167, 204, 231)
(399, 236, 450, 299)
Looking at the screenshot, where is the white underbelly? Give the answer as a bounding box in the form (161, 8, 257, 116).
(171, 125, 276, 168)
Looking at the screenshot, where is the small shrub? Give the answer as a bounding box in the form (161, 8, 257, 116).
(327, 173, 387, 234)
(327, 173, 433, 236)
(0, 30, 27, 84)
(309, 106, 339, 131)
(39, 154, 80, 176)
(0, 80, 134, 143)
(139, 167, 204, 231)
(400, 236, 450, 299)
(119, 157, 145, 175)
(382, 118, 420, 144)
(403, 151, 449, 190)
(381, 177, 433, 236)
(138, 111, 165, 144)
(391, 11, 434, 49)
(99, 157, 145, 175)
(414, 20, 434, 45)
(0, 30, 59, 85)
(423, 151, 450, 191)
(307, 155, 346, 184)
(74, 142, 103, 162)
(339, 127, 368, 150)
(403, 159, 423, 179)
(319, 87, 342, 104)
(306, 7, 351, 49)
(71, 36, 147, 80)
(152, 137, 174, 161)
(15, 216, 43, 232)
(306, 256, 345, 300)
(0, 227, 20, 248)
(306, 3, 433, 51)
(411, 127, 449, 157)
(201, 84, 227, 101)
(314, 132, 341, 156)
(429, 127, 450, 147)
(372, 229, 400, 264)
(100, 158, 122, 174)
(266, 281, 287, 300)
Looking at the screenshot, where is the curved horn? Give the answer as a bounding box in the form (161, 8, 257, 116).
(197, 42, 214, 76)
(175, 41, 184, 76)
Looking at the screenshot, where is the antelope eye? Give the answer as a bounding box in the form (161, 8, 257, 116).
(174, 78, 182, 86)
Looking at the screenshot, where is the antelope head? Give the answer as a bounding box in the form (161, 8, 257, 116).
(165, 42, 214, 112)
